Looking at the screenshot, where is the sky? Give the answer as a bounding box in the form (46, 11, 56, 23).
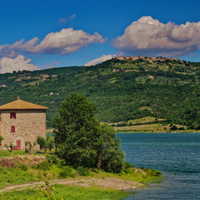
(0, 0, 200, 73)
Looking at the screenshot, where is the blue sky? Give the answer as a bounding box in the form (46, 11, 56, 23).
(0, 0, 200, 73)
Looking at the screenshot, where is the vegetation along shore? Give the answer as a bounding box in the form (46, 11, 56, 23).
(0, 93, 162, 199)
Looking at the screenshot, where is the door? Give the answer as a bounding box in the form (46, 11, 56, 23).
(16, 140, 21, 150)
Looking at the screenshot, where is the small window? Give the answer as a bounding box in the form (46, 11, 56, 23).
(10, 112, 16, 119)
(11, 126, 15, 133)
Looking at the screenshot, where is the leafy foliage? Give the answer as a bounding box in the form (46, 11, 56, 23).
(36, 136, 46, 151)
(25, 141, 36, 154)
(1, 58, 200, 127)
(0, 135, 3, 146)
(53, 93, 124, 172)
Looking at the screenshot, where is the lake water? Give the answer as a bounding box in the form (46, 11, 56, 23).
(118, 133, 200, 200)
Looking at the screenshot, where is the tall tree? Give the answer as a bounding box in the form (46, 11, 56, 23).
(53, 93, 124, 172)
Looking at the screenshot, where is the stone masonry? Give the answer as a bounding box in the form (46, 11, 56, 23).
(0, 98, 48, 150)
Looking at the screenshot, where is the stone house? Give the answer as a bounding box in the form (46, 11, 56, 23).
(0, 97, 48, 150)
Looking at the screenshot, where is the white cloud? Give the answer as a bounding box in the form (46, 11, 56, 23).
(58, 14, 76, 24)
(0, 28, 105, 57)
(58, 18, 67, 24)
(0, 55, 39, 73)
(68, 14, 76, 20)
(113, 16, 200, 57)
(84, 54, 115, 66)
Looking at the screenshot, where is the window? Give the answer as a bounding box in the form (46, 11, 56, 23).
(10, 112, 16, 119)
(11, 126, 15, 133)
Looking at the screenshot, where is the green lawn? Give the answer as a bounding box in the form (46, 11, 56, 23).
(0, 150, 26, 157)
(0, 166, 42, 189)
(0, 184, 128, 200)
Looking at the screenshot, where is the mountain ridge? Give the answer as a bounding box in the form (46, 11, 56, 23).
(0, 57, 200, 128)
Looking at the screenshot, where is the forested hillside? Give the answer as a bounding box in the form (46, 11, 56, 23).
(1, 57, 200, 128)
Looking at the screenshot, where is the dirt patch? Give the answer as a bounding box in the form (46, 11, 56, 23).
(0, 177, 144, 194)
(0, 158, 16, 168)
(55, 177, 144, 190)
(0, 155, 46, 168)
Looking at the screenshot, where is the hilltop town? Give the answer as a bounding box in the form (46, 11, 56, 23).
(114, 55, 184, 63)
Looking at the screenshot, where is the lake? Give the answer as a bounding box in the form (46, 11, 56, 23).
(118, 133, 200, 200)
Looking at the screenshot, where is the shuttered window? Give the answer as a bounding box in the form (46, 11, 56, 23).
(11, 126, 15, 133)
(10, 112, 16, 119)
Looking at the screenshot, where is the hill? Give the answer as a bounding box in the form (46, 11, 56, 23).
(1, 56, 200, 128)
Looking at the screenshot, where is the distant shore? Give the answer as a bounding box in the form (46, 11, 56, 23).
(116, 129, 200, 133)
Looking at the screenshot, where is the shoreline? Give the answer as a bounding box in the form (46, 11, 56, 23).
(116, 130, 200, 133)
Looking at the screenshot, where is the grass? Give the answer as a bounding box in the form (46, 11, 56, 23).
(0, 150, 26, 157)
(0, 184, 128, 200)
(0, 153, 162, 199)
(127, 116, 165, 124)
(0, 163, 45, 189)
(110, 116, 190, 133)
(114, 123, 164, 133)
(0, 166, 42, 189)
(0, 150, 51, 158)
(90, 168, 147, 183)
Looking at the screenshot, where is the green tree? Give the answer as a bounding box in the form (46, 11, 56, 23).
(53, 93, 124, 172)
(47, 136, 54, 152)
(95, 124, 125, 173)
(6, 143, 13, 154)
(36, 136, 46, 151)
(0, 135, 3, 146)
(25, 141, 36, 154)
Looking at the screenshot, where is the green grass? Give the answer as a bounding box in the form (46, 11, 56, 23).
(0, 150, 26, 157)
(0, 166, 42, 189)
(0, 184, 128, 200)
(0, 150, 51, 158)
(0, 153, 162, 199)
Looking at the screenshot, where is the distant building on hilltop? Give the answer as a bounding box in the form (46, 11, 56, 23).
(0, 97, 48, 150)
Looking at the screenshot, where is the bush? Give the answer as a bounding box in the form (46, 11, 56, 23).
(123, 161, 132, 173)
(59, 166, 75, 178)
(123, 161, 132, 170)
(149, 169, 162, 176)
(46, 154, 65, 167)
(141, 166, 162, 176)
(33, 161, 50, 171)
(91, 168, 100, 173)
(18, 164, 28, 171)
(46, 155, 59, 164)
(76, 167, 90, 176)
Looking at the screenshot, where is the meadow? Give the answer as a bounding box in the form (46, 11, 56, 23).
(0, 150, 162, 200)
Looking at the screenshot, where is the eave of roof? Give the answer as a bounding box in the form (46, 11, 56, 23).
(0, 98, 48, 110)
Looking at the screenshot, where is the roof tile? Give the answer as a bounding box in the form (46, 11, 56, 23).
(0, 98, 48, 110)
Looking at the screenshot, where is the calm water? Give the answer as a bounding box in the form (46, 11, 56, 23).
(118, 133, 200, 200)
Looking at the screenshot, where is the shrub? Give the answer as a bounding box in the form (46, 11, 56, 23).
(76, 167, 90, 176)
(59, 166, 75, 178)
(46, 155, 59, 164)
(149, 169, 162, 176)
(123, 161, 132, 173)
(46, 154, 65, 167)
(91, 168, 100, 173)
(33, 161, 50, 171)
(18, 164, 28, 171)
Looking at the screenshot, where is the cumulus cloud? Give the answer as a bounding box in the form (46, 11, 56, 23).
(0, 55, 39, 73)
(0, 28, 105, 57)
(84, 54, 115, 66)
(113, 16, 200, 57)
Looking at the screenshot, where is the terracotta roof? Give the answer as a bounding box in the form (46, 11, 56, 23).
(0, 98, 48, 110)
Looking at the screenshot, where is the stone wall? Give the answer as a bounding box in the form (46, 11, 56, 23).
(0, 110, 46, 150)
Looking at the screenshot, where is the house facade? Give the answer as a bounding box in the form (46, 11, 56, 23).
(0, 97, 48, 150)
